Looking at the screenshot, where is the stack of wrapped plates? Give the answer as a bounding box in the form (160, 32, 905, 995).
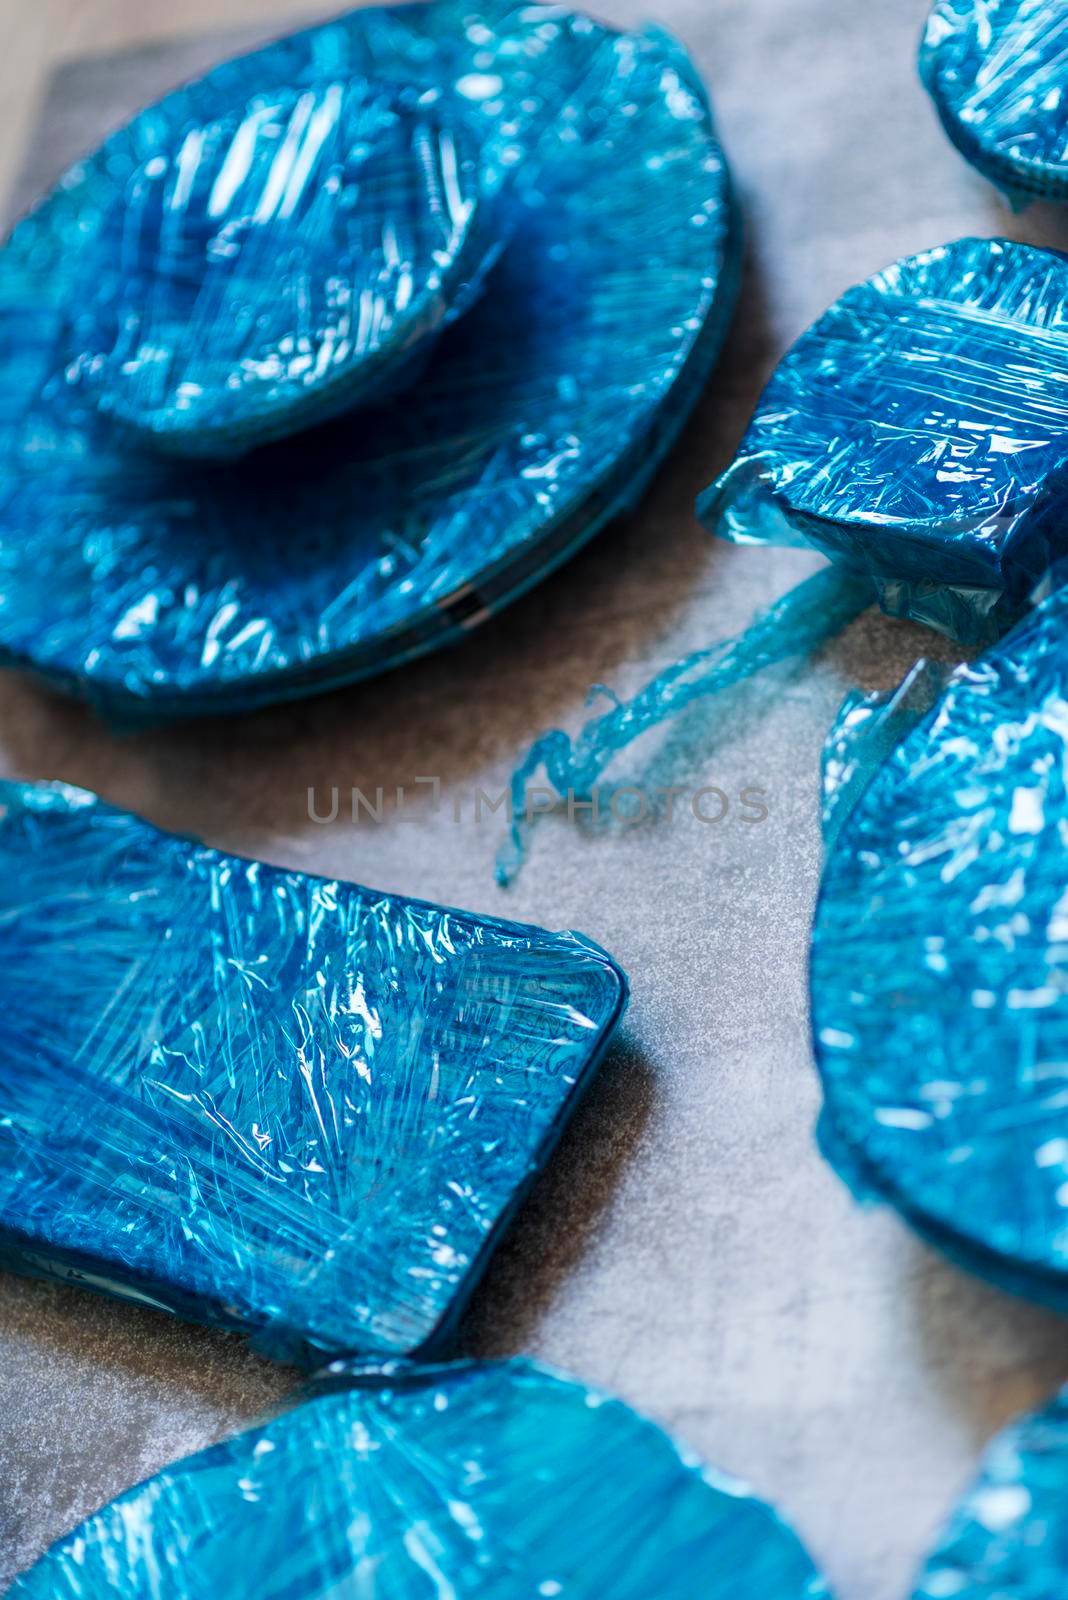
(0, 0, 740, 721)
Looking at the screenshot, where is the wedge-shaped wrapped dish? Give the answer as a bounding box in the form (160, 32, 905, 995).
(702, 236, 1068, 643)
(8, 1360, 828, 1599)
(0, 0, 739, 719)
(0, 781, 626, 1363)
(914, 1385, 1068, 1599)
(811, 581, 1068, 1306)
(501, 235, 1068, 877)
(921, 0, 1068, 202)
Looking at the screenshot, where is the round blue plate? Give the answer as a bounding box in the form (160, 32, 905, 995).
(85, 80, 497, 456)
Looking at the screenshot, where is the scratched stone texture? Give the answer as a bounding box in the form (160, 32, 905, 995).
(2, 4, 1068, 1598)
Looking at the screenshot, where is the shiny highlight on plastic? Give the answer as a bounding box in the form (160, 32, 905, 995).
(0, 0, 740, 719)
(812, 579, 1068, 1305)
(921, 0, 1068, 202)
(702, 237, 1068, 644)
(8, 1360, 830, 1600)
(913, 1385, 1068, 1598)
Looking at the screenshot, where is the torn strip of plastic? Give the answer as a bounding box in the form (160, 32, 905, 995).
(497, 563, 873, 883)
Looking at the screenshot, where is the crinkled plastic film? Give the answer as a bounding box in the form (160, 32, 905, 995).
(8, 1359, 829, 1600)
(921, 0, 1068, 202)
(0, 780, 626, 1364)
(701, 237, 1068, 644)
(819, 659, 948, 849)
(811, 579, 1068, 1304)
(913, 1386, 1068, 1599)
(499, 234, 1068, 881)
(86, 85, 502, 456)
(0, 0, 740, 719)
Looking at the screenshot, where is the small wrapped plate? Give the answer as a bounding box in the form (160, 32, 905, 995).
(0, 781, 626, 1364)
(7, 1359, 828, 1600)
(0, 0, 739, 720)
(921, 0, 1068, 202)
(701, 236, 1068, 644)
(811, 580, 1068, 1305)
(84, 80, 501, 455)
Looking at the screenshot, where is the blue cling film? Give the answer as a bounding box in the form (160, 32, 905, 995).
(0, 0, 740, 719)
(501, 235, 1068, 882)
(497, 564, 873, 883)
(921, 0, 1068, 203)
(8, 1359, 829, 1600)
(811, 579, 1068, 1308)
(818, 659, 948, 849)
(0, 780, 626, 1365)
(702, 237, 1068, 645)
(83, 82, 502, 457)
(914, 1385, 1068, 1598)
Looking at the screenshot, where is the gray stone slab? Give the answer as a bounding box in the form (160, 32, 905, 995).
(2, 4, 1068, 1598)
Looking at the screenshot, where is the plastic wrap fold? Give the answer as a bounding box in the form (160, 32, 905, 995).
(921, 0, 1068, 202)
(0, 781, 626, 1364)
(811, 579, 1068, 1307)
(702, 237, 1068, 644)
(914, 1386, 1068, 1599)
(0, 0, 740, 719)
(497, 564, 873, 882)
(7, 1359, 828, 1599)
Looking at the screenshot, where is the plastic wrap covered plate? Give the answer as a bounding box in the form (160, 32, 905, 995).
(921, 0, 1068, 202)
(0, 0, 739, 720)
(811, 581, 1068, 1305)
(700, 236, 1068, 643)
(85, 80, 500, 455)
(0, 781, 626, 1364)
(914, 1386, 1068, 1599)
(7, 1359, 828, 1599)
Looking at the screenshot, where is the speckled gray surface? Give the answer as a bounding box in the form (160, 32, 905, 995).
(3, 4, 1068, 1598)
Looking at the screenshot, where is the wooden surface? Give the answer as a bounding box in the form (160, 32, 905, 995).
(3, 4, 1068, 1599)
